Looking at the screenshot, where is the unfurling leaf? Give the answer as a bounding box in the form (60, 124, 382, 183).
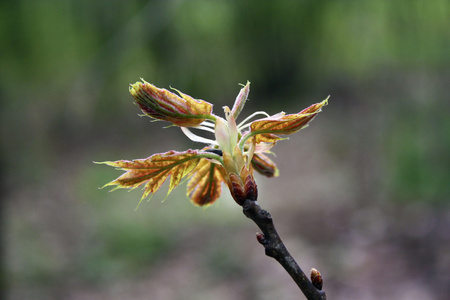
(250, 98, 328, 144)
(231, 81, 250, 119)
(129, 80, 213, 127)
(97, 150, 203, 200)
(251, 153, 279, 177)
(187, 159, 227, 206)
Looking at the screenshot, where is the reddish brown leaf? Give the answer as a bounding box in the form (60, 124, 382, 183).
(129, 80, 213, 127)
(251, 153, 279, 177)
(97, 150, 202, 201)
(187, 159, 227, 206)
(250, 98, 328, 144)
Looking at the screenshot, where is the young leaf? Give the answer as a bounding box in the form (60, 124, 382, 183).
(129, 80, 214, 127)
(97, 150, 203, 201)
(250, 98, 328, 144)
(187, 159, 227, 206)
(231, 81, 250, 119)
(251, 153, 280, 177)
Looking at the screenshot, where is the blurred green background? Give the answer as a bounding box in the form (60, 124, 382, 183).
(1, 1, 449, 299)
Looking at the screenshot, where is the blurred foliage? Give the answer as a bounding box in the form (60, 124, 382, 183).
(1, 0, 448, 200)
(387, 100, 450, 204)
(1, 0, 449, 299)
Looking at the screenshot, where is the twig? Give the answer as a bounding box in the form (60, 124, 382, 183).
(242, 199, 327, 300)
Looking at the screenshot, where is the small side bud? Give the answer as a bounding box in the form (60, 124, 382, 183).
(256, 232, 265, 244)
(310, 268, 323, 290)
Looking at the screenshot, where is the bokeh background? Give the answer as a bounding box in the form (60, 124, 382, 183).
(1, 1, 449, 299)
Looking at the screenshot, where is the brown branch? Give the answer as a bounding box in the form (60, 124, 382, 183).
(242, 199, 327, 300)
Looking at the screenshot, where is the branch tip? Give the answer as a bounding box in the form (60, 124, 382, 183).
(243, 199, 327, 299)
